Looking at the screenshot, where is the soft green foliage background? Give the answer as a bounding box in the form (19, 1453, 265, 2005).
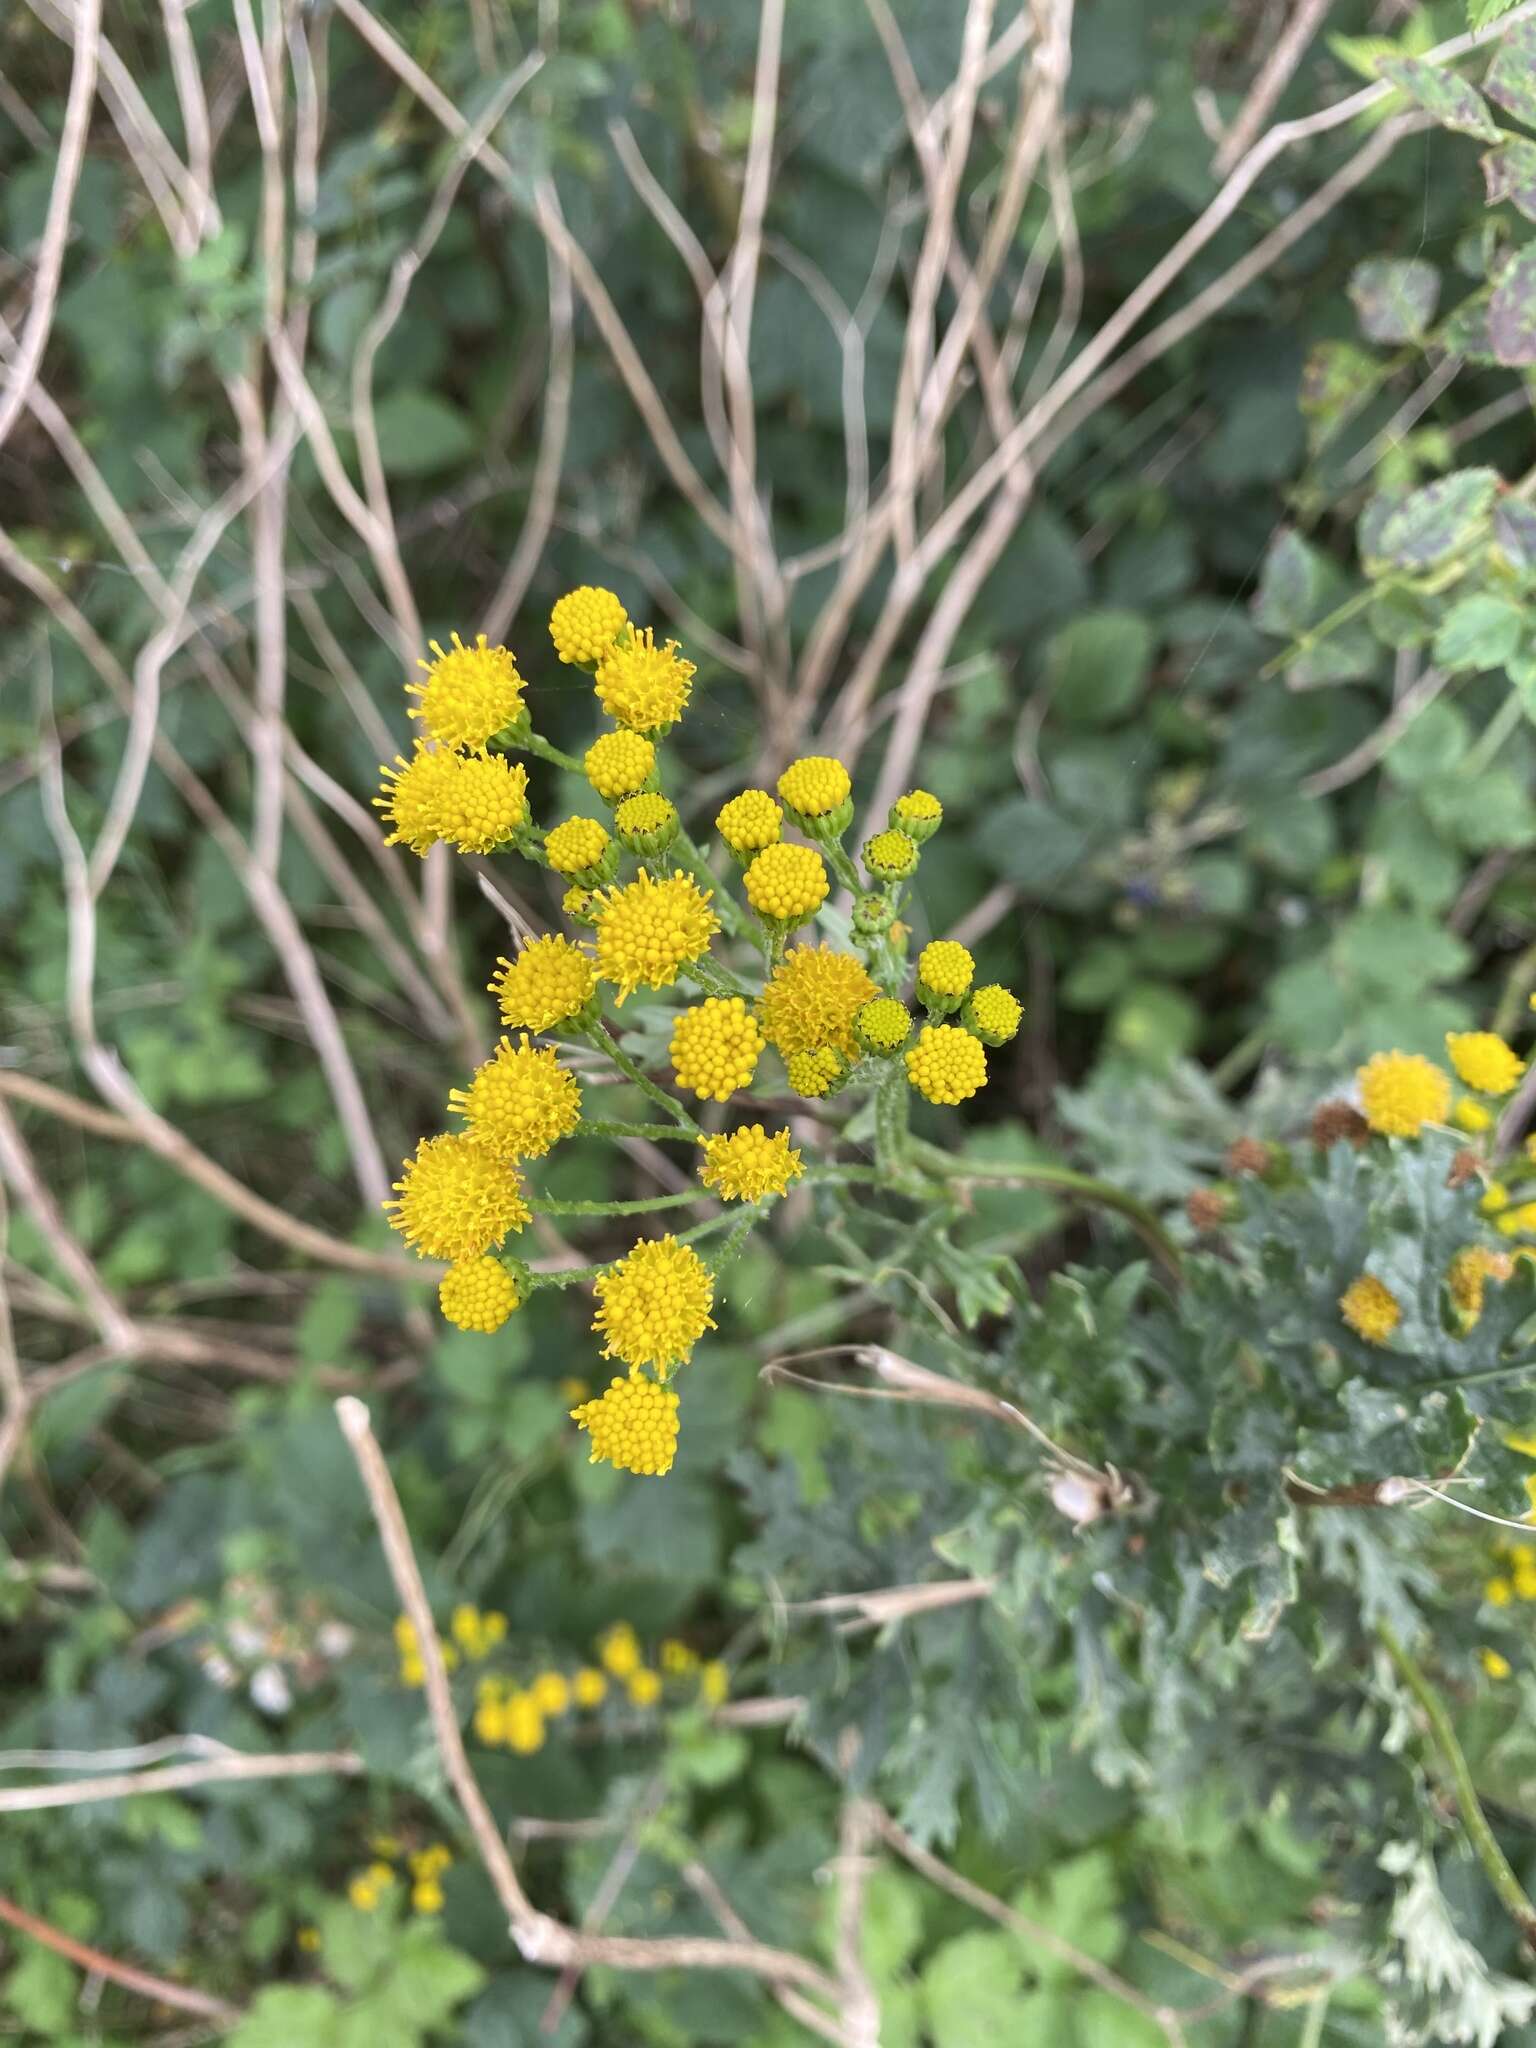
(8, 1, 1536, 2042)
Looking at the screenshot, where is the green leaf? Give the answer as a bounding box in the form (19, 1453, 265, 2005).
(1375, 468, 1499, 567)
(1073, 1991, 1178, 2046)
(1484, 14, 1536, 128)
(1431, 591, 1524, 669)
(385, 1924, 487, 2030)
(1348, 257, 1441, 342)
(370, 390, 478, 476)
(2, 1943, 78, 2032)
(1009, 1851, 1123, 1987)
(1045, 611, 1154, 728)
(1379, 56, 1501, 140)
(921, 1930, 1029, 2045)
(860, 1868, 926, 1984)
(1481, 134, 1536, 219)
(1490, 242, 1536, 363)
(229, 1986, 340, 2048)
(1251, 528, 1322, 636)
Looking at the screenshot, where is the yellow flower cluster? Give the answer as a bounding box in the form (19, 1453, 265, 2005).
(1357, 1051, 1451, 1138)
(371, 590, 1026, 1481)
(456, 1621, 728, 1754)
(1339, 1273, 1400, 1344)
(348, 1840, 455, 1916)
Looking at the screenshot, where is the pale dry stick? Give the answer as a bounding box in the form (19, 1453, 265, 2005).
(482, 231, 573, 643)
(1301, 665, 1451, 799)
(334, 1396, 853, 2004)
(0, 1892, 240, 2025)
(878, 1814, 1191, 2046)
(0, 1735, 239, 1773)
(352, 57, 543, 641)
(0, 1096, 135, 1359)
(949, 879, 1020, 950)
(831, 1734, 881, 2048)
(1015, 119, 1085, 406)
(0, 65, 49, 148)
(1213, 0, 1335, 177)
(0, 0, 100, 455)
(329, 0, 738, 555)
(715, 0, 792, 695)
(928, 4, 1035, 132)
(767, 238, 874, 557)
(28, 0, 199, 254)
(1340, 352, 1461, 487)
(683, 1859, 853, 2048)
(886, 0, 997, 564)
(0, 1070, 424, 1284)
(783, 1579, 996, 1626)
(912, 0, 1075, 482)
(0, 1750, 364, 1815)
(160, 0, 221, 245)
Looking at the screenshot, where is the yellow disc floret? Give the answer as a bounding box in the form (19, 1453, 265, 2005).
(777, 756, 850, 819)
(377, 747, 529, 856)
(585, 729, 655, 801)
(614, 792, 679, 847)
(699, 1125, 804, 1201)
(550, 585, 628, 667)
(490, 934, 597, 1034)
(917, 940, 974, 999)
(592, 1235, 717, 1373)
(1339, 1273, 1400, 1344)
(591, 870, 719, 1003)
(670, 997, 764, 1101)
(385, 1134, 530, 1261)
(893, 790, 942, 829)
(572, 1369, 681, 1476)
(717, 790, 783, 854)
(905, 1024, 988, 1105)
(1449, 1245, 1512, 1317)
(1446, 1031, 1525, 1097)
(743, 843, 829, 924)
(863, 828, 919, 881)
(855, 997, 912, 1054)
(786, 1048, 844, 1098)
(966, 985, 1023, 1044)
(1357, 1051, 1452, 1137)
(450, 1035, 582, 1161)
(545, 816, 611, 877)
(408, 632, 524, 749)
(438, 1256, 521, 1332)
(759, 944, 878, 1059)
(595, 627, 696, 731)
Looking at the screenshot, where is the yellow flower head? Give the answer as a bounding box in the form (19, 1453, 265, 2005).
(1448, 1245, 1512, 1318)
(532, 1670, 571, 1715)
(917, 940, 974, 1000)
(905, 1024, 988, 1105)
(438, 1256, 522, 1333)
(1497, 1201, 1536, 1238)
(700, 1660, 729, 1706)
(591, 870, 719, 1003)
(699, 1124, 803, 1201)
(585, 728, 656, 801)
(377, 747, 529, 856)
(592, 1235, 716, 1372)
(893, 789, 942, 831)
(573, 1666, 607, 1707)
(385, 1134, 530, 1261)
(614, 792, 679, 852)
(855, 997, 911, 1055)
(717, 789, 783, 855)
(598, 1622, 640, 1678)
(572, 1370, 682, 1476)
(777, 755, 850, 820)
(1446, 1031, 1525, 1097)
(670, 997, 764, 1101)
(627, 1667, 663, 1707)
(490, 934, 597, 1034)
(1481, 1648, 1512, 1680)
(505, 1691, 545, 1755)
(759, 944, 878, 1058)
(1484, 1182, 1510, 1215)
(743, 843, 829, 925)
(863, 828, 919, 881)
(786, 1047, 845, 1098)
(965, 984, 1023, 1046)
(1453, 1096, 1494, 1134)
(595, 627, 696, 731)
(550, 585, 628, 667)
(449, 1035, 582, 1161)
(545, 816, 612, 878)
(563, 885, 597, 923)
(412, 1880, 445, 1915)
(408, 632, 524, 749)
(1339, 1273, 1400, 1344)
(660, 1638, 698, 1673)
(1357, 1050, 1451, 1138)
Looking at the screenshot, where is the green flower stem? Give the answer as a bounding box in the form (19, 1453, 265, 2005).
(516, 729, 583, 774)
(683, 957, 755, 1001)
(708, 1203, 766, 1272)
(674, 825, 750, 940)
(589, 1024, 699, 1132)
(576, 1118, 702, 1143)
(525, 1207, 747, 1295)
(1379, 1623, 1536, 1946)
(910, 1141, 1183, 1286)
(821, 840, 863, 894)
(874, 1062, 912, 1177)
(530, 1190, 703, 1218)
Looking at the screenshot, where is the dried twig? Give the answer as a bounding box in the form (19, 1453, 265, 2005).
(0, 1891, 241, 2024)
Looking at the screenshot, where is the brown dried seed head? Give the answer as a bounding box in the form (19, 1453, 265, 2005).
(1224, 1136, 1271, 1178)
(1186, 1187, 1231, 1232)
(1310, 1100, 1369, 1151)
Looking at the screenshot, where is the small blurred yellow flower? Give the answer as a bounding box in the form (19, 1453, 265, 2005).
(1446, 1031, 1525, 1097)
(1481, 1648, 1512, 1680)
(627, 1667, 663, 1707)
(1356, 1051, 1451, 1138)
